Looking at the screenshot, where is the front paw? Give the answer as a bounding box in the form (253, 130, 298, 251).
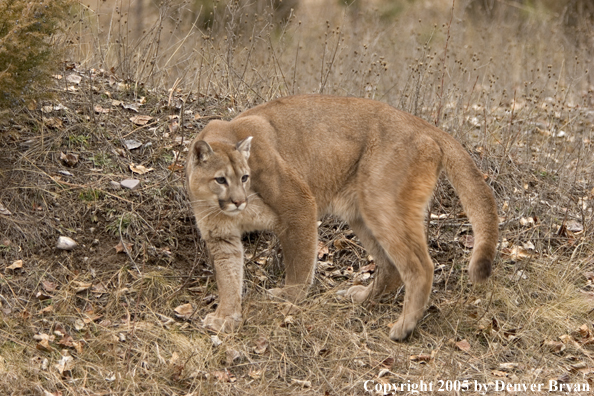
(203, 312, 242, 333)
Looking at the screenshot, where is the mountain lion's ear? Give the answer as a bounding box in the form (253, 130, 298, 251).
(194, 140, 214, 163)
(236, 136, 253, 160)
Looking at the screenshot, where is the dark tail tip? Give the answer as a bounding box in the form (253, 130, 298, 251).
(468, 257, 492, 283)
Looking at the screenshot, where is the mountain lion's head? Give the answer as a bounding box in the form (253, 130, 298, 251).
(187, 136, 253, 217)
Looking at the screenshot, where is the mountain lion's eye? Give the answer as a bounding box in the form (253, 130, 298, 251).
(241, 175, 249, 183)
(215, 177, 227, 185)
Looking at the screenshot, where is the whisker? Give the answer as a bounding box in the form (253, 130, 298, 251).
(196, 209, 218, 223)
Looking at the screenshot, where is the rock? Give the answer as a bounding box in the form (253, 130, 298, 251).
(121, 179, 140, 190)
(123, 139, 143, 150)
(56, 236, 77, 250)
(109, 181, 122, 190)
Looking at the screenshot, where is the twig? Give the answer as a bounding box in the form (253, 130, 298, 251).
(435, 0, 455, 126)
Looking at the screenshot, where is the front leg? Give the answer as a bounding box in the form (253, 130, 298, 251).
(268, 198, 318, 303)
(202, 235, 244, 332)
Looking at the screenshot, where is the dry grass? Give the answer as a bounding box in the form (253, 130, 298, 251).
(1, 0, 594, 395)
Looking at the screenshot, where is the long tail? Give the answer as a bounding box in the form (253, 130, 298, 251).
(431, 129, 499, 282)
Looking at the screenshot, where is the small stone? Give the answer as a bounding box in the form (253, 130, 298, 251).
(120, 179, 140, 190)
(109, 181, 121, 190)
(123, 139, 143, 150)
(56, 236, 77, 250)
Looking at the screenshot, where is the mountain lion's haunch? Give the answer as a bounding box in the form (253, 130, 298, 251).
(186, 95, 498, 341)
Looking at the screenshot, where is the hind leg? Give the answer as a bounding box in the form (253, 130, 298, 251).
(358, 136, 441, 341)
(345, 217, 402, 303)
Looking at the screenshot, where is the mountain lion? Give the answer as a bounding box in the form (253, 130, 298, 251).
(186, 94, 498, 341)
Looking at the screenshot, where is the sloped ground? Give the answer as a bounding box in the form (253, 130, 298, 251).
(1, 65, 594, 395)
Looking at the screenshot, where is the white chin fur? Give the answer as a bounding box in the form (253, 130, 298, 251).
(223, 207, 244, 216)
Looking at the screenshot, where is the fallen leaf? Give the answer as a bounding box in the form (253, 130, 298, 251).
(94, 105, 111, 114)
(130, 115, 152, 126)
(248, 367, 263, 379)
(359, 263, 376, 273)
(559, 334, 574, 344)
(210, 369, 235, 382)
(168, 120, 179, 134)
(501, 245, 531, 260)
(317, 241, 329, 259)
(71, 281, 92, 293)
(410, 354, 433, 362)
(253, 335, 269, 354)
(566, 220, 584, 233)
(39, 305, 54, 315)
(210, 335, 222, 347)
(122, 102, 139, 112)
(378, 368, 393, 378)
(0, 201, 11, 215)
(174, 303, 194, 320)
(167, 163, 184, 172)
(333, 236, 350, 250)
(578, 324, 591, 338)
(499, 362, 520, 371)
(57, 335, 74, 348)
(455, 339, 471, 352)
(129, 163, 154, 175)
(168, 352, 180, 366)
(55, 355, 74, 375)
(570, 361, 587, 371)
(291, 378, 312, 388)
(458, 234, 474, 248)
(7, 260, 23, 270)
(282, 315, 295, 327)
(66, 74, 82, 84)
(44, 117, 63, 129)
(42, 280, 56, 292)
(36, 291, 53, 300)
(544, 340, 566, 353)
(91, 283, 108, 294)
(59, 152, 79, 167)
(114, 241, 133, 254)
(74, 319, 85, 331)
(226, 349, 241, 365)
(72, 341, 84, 354)
(519, 217, 535, 227)
(36, 338, 55, 353)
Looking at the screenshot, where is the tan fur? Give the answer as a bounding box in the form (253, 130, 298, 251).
(186, 94, 498, 341)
